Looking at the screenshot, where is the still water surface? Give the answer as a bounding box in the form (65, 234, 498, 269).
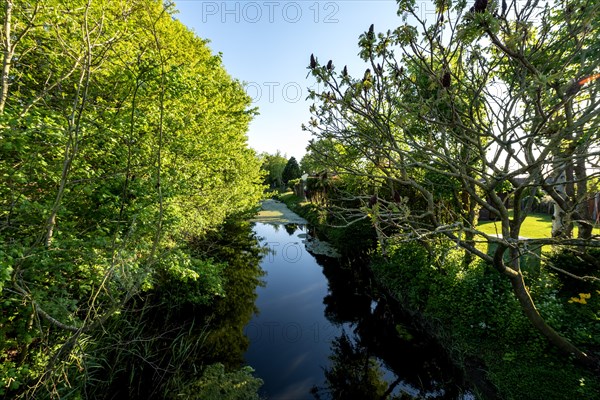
(244, 222, 474, 400)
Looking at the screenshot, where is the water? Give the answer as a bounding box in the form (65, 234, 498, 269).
(244, 222, 474, 400)
(245, 223, 336, 398)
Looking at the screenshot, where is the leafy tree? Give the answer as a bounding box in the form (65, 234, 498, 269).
(300, 152, 319, 175)
(282, 156, 301, 185)
(259, 150, 288, 188)
(0, 0, 263, 395)
(176, 363, 263, 400)
(304, 0, 600, 367)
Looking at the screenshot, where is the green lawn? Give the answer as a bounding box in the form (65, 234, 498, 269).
(477, 210, 600, 238)
(477, 212, 553, 238)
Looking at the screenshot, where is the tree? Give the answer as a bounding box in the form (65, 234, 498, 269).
(0, 0, 263, 394)
(304, 0, 600, 366)
(259, 151, 288, 188)
(282, 156, 301, 185)
(300, 152, 320, 175)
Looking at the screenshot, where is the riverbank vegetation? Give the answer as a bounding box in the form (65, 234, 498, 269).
(298, 0, 600, 397)
(0, 0, 264, 397)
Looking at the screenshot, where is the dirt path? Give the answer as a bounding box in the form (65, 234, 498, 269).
(250, 199, 308, 224)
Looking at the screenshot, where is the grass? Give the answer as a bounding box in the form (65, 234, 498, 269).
(476, 210, 600, 255)
(276, 190, 309, 206)
(478, 210, 600, 238)
(477, 211, 554, 238)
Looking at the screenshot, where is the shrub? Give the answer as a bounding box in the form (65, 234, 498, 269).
(370, 241, 600, 399)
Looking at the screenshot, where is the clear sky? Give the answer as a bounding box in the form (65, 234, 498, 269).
(173, 0, 413, 161)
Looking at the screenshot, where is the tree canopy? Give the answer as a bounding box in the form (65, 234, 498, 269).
(0, 0, 263, 395)
(282, 156, 302, 184)
(259, 151, 288, 188)
(304, 0, 600, 367)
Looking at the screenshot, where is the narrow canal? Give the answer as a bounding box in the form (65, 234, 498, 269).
(245, 202, 475, 399)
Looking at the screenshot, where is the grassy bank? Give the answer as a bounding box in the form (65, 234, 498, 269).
(277, 191, 600, 399)
(274, 191, 320, 224)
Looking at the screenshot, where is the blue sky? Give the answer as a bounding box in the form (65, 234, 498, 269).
(173, 1, 412, 161)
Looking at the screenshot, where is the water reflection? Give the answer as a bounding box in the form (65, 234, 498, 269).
(246, 223, 473, 399)
(316, 252, 471, 399)
(284, 223, 299, 235)
(312, 331, 393, 399)
(198, 220, 267, 369)
(245, 223, 336, 399)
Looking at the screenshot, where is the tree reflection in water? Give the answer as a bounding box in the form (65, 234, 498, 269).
(311, 332, 390, 399)
(312, 254, 471, 400)
(284, 223, 299, 235)
(193, 220, 267, 369)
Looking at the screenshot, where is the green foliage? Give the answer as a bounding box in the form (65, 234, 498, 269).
(300, 151, 323, 174)
(304, 173, 343, 206)
(287, 177, 301, 191)
(371, 242, 600, 399)
(174, 363, 263, 400)
(153, 250, 226, 305)
(278, 190, 377, 258)
(259, 151, 288, 188)
(495, 179, 514, 194)
(423, 171, 461, 201)
(373, 241, 434, 310)
(0, 0, 263, 397)
(0, 248, 12, 292)
(327, 217, 377, 258)
(282, 156, 301, 184)
(2, 219, 267, 400)
(546, 248, 600, 295)
(543, 248, 600, 349)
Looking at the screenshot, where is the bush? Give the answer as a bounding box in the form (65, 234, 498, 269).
(287, 178, 301, 189)
(370, 241, 600, 399)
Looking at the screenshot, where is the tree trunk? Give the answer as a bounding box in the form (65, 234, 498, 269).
(45, 150, 74, 247)
(45, 2, 92, 247)
(509, 270, 596, 367)
(0, 0, 14, 114)
(595, 193, 600, 226)
(550, 161, 572, 238)
(462, 186, 479, 268)
(574, 158, 593, 239)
